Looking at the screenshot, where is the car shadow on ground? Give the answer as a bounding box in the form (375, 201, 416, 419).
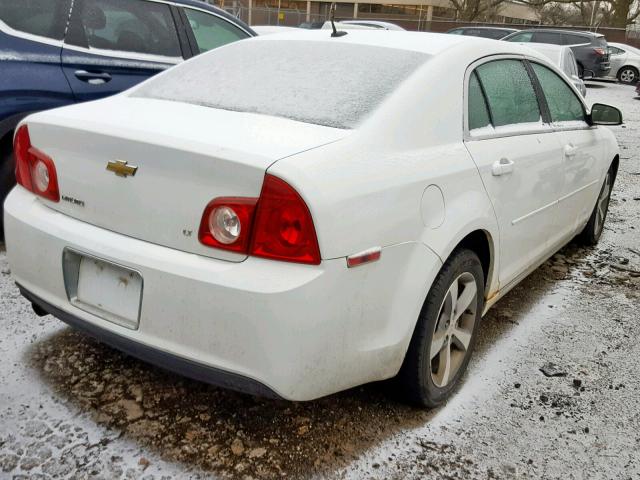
(24, 254, 566, 478)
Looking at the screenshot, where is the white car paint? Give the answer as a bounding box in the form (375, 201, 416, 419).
(606, 42, 640, 83)
(524, 43, 587, 97)
(4, 30, 619, 401)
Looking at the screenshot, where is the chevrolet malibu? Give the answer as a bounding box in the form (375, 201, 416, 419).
(3, 31, 622, 406)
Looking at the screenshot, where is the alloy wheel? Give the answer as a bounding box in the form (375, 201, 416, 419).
(594, 172, 612, 237)
(620, 68, 637, 84)
(430, 272, 478, 388)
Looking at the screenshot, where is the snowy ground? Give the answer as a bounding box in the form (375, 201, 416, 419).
(1, 81, 639, 480)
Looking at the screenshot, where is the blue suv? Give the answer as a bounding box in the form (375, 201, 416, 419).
(0, 0, 255, 235)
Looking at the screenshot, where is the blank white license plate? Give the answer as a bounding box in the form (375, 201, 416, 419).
(74, 256, 143, 329)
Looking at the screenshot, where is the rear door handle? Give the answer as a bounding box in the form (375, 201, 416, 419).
(492, 158, 515, 176)
(564, 144, 579, 157)
(74, 70, 112, 84)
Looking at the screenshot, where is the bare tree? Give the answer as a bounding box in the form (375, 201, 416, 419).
(526, 0, 640, 26)
(449, 0, 507, 21)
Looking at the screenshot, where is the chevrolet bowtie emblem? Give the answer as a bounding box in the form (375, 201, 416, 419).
(106, 160, 138, 178)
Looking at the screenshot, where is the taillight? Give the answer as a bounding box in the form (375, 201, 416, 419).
(198, 174, 321, 265)
(593, 48, 606, 56)
(13, 125, 60, 202)
(198, 197, 257, 253)
(250, 175, 321, 265)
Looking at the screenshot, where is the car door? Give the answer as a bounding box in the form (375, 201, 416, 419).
(61, 0, 187, 102)
(528, 61, 603, 241)
(608, 46, 627, 76)
(177, 5, 252, 55)
(463, 58, 564, 287)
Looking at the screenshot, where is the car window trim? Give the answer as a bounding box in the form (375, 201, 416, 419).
(463, 54, 553, 142)
(62, 0, 183, 65)
(170, 4, 195, 59)
(525, 58, 592, 132)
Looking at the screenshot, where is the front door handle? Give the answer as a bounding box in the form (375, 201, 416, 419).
(492, 158, 515, 176)
(74, 70, 112, 85)
(564, 144, 579, 157)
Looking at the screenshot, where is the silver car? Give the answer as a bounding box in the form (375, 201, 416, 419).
(607, 42, 640, 84)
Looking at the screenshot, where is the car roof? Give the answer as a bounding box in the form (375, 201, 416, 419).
(250, 29, 539, 56)
(523, 43, 567, 65)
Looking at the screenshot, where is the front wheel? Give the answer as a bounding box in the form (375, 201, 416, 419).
(398, 249, 484, 407)
(617, 66, 638, 85)
(577, 168, 613, 245)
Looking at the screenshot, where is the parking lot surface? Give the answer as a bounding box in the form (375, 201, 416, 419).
(1, 81, 639, 480)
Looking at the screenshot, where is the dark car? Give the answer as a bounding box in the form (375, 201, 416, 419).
(0, 0, 255, 234)
(502, 29, 611, 79)
(447, 26, 519, 40)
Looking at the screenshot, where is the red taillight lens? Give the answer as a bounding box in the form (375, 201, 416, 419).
(13, 125, 59, 202)
(250, 175, 321, 265)
(593, 47, 606, 56)
(198, 197, 257, 253)
(198, 175, 321, 265)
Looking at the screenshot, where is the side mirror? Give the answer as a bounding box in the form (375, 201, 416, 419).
(581, 69, 595, 80)
(589, 103, 623, 125)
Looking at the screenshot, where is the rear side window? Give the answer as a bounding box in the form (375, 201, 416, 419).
(0, 0, 71, 40)
(184, 8, 248, 53)
(564, 34, 589, 45)
(468, 72, 491, 131)
(74, 0, 181, 57)
(532, 32, 563, 44)
(531, 63, 585, 123)
(474, 59, 541, 128)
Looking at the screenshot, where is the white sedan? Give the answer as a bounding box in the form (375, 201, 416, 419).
(4, 30, 622, 406)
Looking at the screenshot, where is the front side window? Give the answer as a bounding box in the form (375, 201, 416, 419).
(184, 8, 249, 53)
(531, 63, 585, 124)
(563, 34, 589, 45)
(77, 0, 181, 57)
(474, 59, 541, 128)
(0, 0, 71, 40)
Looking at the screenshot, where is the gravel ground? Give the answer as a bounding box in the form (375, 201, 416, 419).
(1, 81, 639, 480)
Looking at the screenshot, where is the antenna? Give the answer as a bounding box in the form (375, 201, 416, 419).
(329, 2, 347, 37)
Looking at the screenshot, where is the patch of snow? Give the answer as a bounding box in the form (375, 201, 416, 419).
(133, 40, 429, 129)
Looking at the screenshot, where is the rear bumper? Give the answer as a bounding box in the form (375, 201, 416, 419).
(19, 284, 280, 398)
(4, 187, 442, 400)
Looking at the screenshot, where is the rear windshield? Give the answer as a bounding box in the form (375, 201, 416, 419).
(133, 40, 429, 129)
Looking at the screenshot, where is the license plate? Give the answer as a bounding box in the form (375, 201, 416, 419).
(63, 249, 143, 330)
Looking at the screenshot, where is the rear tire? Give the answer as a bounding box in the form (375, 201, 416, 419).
(397, 249, 484, 408)
(0, 135, 16, 239)
(617, 66, 638, 84)
(577, 167, 614, 246)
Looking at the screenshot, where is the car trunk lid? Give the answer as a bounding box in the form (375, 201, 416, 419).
(26, 97, 347, 262)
